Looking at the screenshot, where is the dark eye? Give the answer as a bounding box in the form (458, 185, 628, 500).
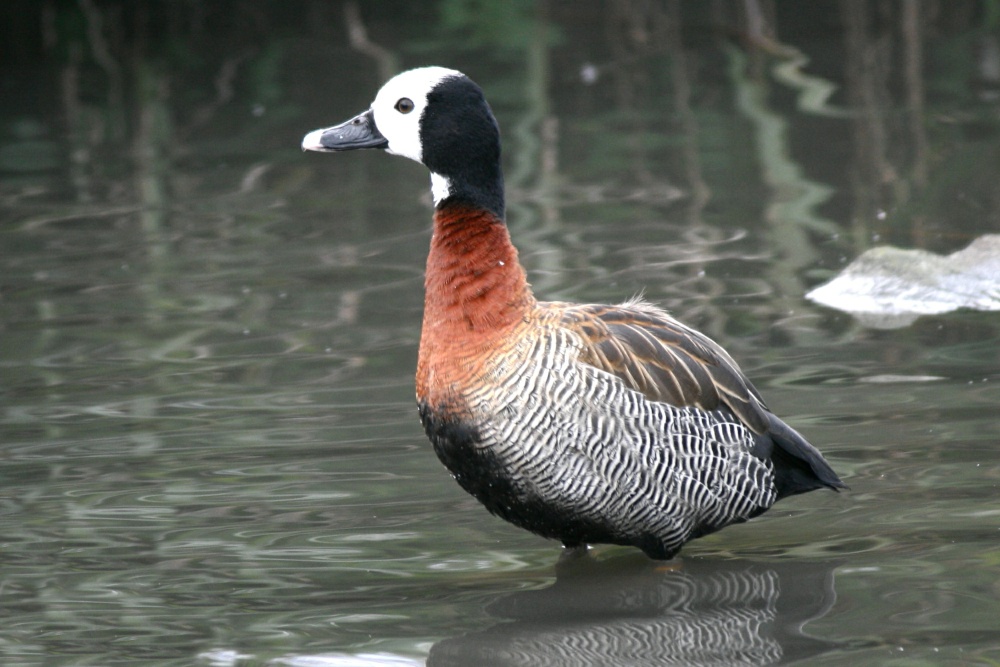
(394, 97, 414, 114)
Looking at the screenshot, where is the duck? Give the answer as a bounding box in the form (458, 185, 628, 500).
(302, 66, 845, 560)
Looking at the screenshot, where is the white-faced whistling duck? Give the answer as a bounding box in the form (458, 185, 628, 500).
(302, 67, 846, 560)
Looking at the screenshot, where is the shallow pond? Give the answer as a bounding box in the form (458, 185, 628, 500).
(2, 2, 999, 665)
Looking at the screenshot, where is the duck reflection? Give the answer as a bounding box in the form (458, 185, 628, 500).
(428, 553, 839, 667)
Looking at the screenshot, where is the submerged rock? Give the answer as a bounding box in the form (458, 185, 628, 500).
(806, 235, 1000, 328)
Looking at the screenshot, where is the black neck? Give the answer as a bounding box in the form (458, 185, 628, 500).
(421, 75, 506, 220)
(437, 169, 505, 220)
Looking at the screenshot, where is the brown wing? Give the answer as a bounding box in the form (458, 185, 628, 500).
(552, 299, 771, 434)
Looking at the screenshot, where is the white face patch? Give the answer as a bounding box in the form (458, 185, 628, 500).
(370, 66, 463, 165)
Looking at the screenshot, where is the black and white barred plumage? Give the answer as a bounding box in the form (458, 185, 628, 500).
(422, 299, 834, 560)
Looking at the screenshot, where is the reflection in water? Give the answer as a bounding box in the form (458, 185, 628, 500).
(428, 554, 838, 667)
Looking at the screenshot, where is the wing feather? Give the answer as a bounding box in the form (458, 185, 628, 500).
(551, 300, 770, 434)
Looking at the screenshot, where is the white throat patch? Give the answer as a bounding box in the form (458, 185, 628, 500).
(430, 173, 452, 206)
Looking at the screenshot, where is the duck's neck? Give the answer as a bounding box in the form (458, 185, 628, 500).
(420, 203, 534, 341)
(416, 204, 535, 401)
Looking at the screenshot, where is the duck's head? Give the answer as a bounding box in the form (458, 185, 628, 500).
(303, 67, 504, 219)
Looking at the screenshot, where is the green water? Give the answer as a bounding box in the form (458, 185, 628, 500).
(2, 2, 999, 665)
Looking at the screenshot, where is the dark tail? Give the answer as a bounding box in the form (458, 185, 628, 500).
(764, 415, 847, 499)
